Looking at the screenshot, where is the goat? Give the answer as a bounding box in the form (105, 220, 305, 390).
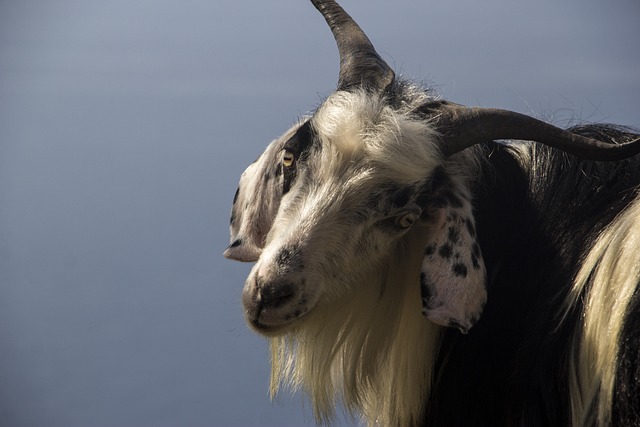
(224, 1, 640, 425)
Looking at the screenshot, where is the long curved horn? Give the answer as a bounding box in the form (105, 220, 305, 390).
(418, 100, 640, 161)
(310, 0, 394, 92)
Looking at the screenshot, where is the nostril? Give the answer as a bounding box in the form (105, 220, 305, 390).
(260, 282, 296, 309)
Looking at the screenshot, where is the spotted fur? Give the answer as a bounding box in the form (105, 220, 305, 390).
(224, 2, 640, 425)
(419, 167, 486, 333)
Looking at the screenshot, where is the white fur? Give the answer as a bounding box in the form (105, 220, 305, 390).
(228, 88, 494, 424)
(242, 89, 443, 332)
(269, 219, 443, 426)
(225, 123, 302, 262)
(313, 89, 442, 184)
(566, 195, 640, 426)
(250, 90, 446, 424)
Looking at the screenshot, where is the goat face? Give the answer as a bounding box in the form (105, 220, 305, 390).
(225, 92, 437, 333)
(227, 87, 494, 336)
(226, 91, 453, 335)
(226, 0, 639, 338)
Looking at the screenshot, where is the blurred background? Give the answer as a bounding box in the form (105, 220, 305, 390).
(1, 0, 638, 426)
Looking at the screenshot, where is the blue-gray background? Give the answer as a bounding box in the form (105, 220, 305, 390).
(1, 0, 638, 426)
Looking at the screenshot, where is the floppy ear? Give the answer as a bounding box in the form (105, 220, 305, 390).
(224, 141, 285, 262)
(419, 169, 487, 334)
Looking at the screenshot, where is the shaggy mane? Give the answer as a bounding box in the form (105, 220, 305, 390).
(269, 220, 443, 426)
(567, 195, 640, 426)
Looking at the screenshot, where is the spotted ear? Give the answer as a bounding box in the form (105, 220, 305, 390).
(224, 141, 285, 262)
(419, 170, 487, 334)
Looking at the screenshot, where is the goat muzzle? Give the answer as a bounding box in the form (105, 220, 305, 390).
(242, 278, 306, 335)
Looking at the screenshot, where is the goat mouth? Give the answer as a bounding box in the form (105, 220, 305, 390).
(245, 310, 309, 336)
(242, 288, 311, 336)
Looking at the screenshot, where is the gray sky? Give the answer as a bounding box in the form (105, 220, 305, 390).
(1, 0, 638, 426)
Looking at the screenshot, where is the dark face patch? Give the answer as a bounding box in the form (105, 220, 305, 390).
(439, 244, 453, 259)
(276, 244, 304, 273)
(420, 271, 433, 309)
(437, 190, 464, 209)
(390, 185, 414, 208)
(230, 187, 241, 225)
(282, 121, 316, 195)
(471, 242, 482, 270)
(368, 182, 422, 212)
(465, 218, 476, 237)
(423, 166, 467, 209)
(447, 226, 460, 243)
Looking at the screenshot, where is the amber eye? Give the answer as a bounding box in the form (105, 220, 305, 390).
(283, 150, 295, 167)
(396, 212, 419, 229)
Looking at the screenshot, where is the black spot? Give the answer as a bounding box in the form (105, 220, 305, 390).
(420, 272, 428, 290)
(428, 197, 447, 209)
(472, 242, 482, 259)
(228, 239, 242, 249)
(282, 121, 316, 195)
(440, 190, 464, 208)
(471, 254, 481, 270)
(465, 218, 476, 237)
(429, 167, 451, 191)
(439, 244, 453, 259)
(447, 226, 460, 243)
(415, 183, 431, 207)
(263, 170, 272, 183)
(277, 246, 294, 264)
(282, 163, 295, 194)
(447, 318, 469, 334)
(420, 272, 433, 307)
(365, 191, 382, 210)
(230, 211, 236, 226)
(471, 242, 482, 269)
(452, 263, 468, 277)
(274, 164, 282, 178)
(261, 282, 295, 309)
(232, 188, 240, 204)
(283, 120, 315, 159)
(448, 318, 462, 328)
(276, 245, 304, 272)
(425, 244, 436, 256)
(390, 185, 414, 208)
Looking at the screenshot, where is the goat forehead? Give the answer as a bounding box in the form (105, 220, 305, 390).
(311, 90, 443, 180)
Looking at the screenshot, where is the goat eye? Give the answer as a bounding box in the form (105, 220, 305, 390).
(283, 150, 295, 167)
(396, 212, 419, 229)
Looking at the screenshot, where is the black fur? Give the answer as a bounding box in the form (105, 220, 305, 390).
(282, 120, 315, 194)
(424, 125, 640, 426)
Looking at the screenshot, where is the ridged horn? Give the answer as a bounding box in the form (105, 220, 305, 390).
(310, 0, 394, 92)
(418, 100, 640, 161)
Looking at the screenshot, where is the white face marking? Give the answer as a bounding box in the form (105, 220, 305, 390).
(242, 152, 427, 334)
(228, 90, 446, 335)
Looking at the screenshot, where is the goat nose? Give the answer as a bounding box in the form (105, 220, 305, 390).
(259, 282, 295, 309)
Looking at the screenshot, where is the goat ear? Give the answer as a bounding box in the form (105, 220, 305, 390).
(418, 173, 487, 334)
(224, 142, 284, 263)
